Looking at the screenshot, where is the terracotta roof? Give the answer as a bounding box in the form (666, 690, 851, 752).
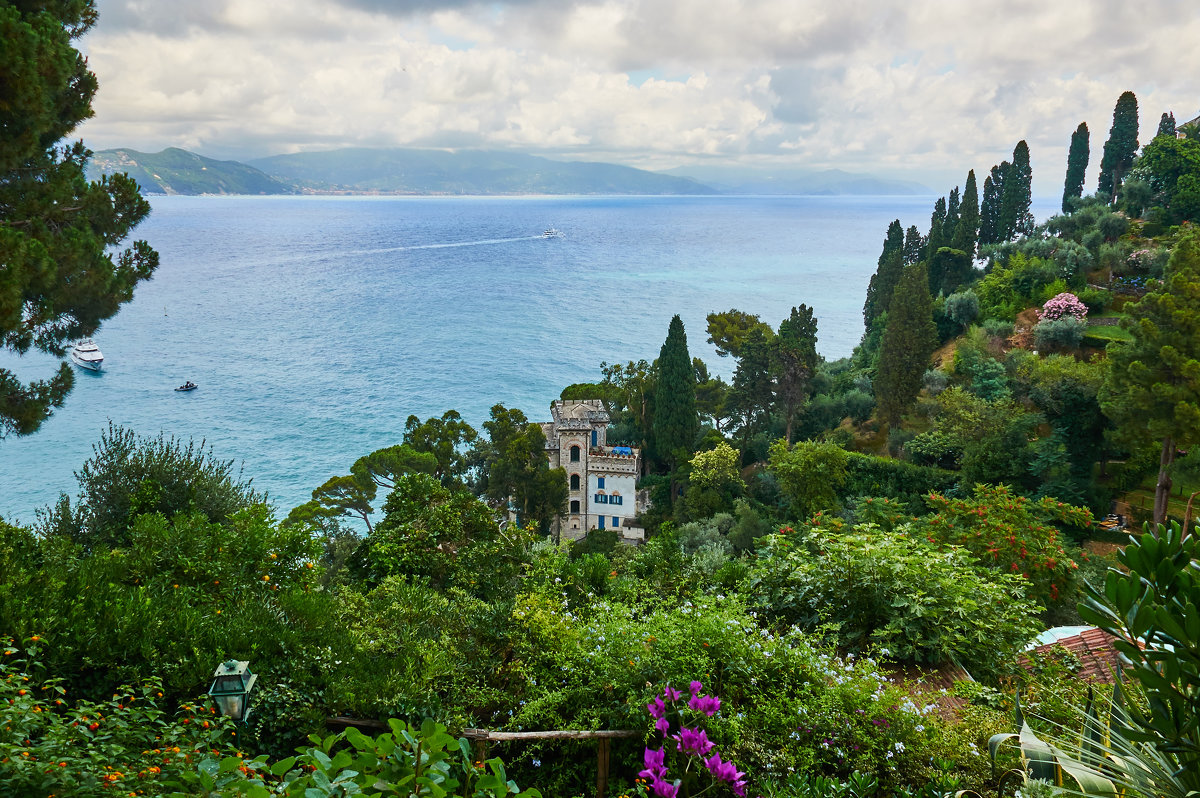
(1018, 628, 1125, 683)
(884, 661, 973, 721)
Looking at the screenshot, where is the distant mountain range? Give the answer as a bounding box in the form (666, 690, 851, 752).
(87, 146, 930, 197)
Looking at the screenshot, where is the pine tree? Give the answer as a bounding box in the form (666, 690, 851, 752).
(1156, 112, 1176, 139)
(652, 314, 698, 469)
(0, 0, 158, 439)
(773, 305, 819, 444)
(1062, 122, 1090, 213)
(998, 140, 1034, 240)
(1098, 91, 1140, 202)
(1098, 228, 1200, 525)
(863, 220, 905, 328)
(729, 326, 774, 455)
(952, 169, 980, 259)
(979, 162, 1008, 247)
(875, 262, 938, 425)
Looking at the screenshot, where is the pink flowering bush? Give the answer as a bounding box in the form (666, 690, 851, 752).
(640, 681, 749, 797)
(1038, 292, 1088, 322)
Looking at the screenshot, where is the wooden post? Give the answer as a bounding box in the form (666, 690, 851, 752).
(596, 738, 611, 798)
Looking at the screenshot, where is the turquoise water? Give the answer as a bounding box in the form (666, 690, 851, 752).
(0, 194, 1056, 523)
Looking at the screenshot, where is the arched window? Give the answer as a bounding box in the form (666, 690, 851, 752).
(570, 445, 581, 462)
(570, 474, 580, 490)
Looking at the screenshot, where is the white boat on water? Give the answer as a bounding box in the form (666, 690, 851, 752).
(70, 339, 104, 371)
(542, 228, 562, 238)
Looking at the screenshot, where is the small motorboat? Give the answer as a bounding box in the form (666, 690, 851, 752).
(175, 381, 198, 392)
(70, 339, 104, 371)
(541, 228, 562, 238)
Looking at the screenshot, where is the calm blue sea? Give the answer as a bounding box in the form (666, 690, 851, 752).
(0, 194, 1058, 524)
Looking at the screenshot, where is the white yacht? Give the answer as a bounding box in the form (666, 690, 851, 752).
(70, 339, 104, 371)
(542, 228, 563, 238)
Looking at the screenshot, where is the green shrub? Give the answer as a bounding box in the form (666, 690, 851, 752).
(749, 523, 1042, 679)
(1033, 316, 1086, 352)
(38, 423, 266, 550)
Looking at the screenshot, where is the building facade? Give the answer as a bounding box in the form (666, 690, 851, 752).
(541, 399, 646, 542)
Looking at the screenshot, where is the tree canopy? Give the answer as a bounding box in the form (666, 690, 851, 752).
(1062, 122, 1089, 213)
(0, 0, 158, 439)
(1098, 91, 1139, 202)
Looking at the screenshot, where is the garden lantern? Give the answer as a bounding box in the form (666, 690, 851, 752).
(207, 659, 257, 722)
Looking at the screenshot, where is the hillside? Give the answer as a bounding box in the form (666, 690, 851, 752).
(87, 148, 295, 195)
(248, 148, 716, 195)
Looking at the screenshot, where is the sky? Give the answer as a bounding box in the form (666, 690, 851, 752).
(77, 0, 1200, 196)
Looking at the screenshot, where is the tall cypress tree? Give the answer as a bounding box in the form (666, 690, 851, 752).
(979, 161, 1008, 247)
(1062, 122, 1090, 213)
(943, 186, 961, 241)
(652, 314, 698, 470)
(903, 225, 924, 265)
(925, 196, 948, 263)
(1157, 112, 1176, 138)
(952, 169, 980, 259)
(875, 262, 938, 425)
(1098, 91, 1139, 202)
(863, 220, 905, 328)
(999, 140, 1034, 240)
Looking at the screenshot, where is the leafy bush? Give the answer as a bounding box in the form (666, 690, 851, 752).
(945, 290, 980, 327)
(0, 639, 236, 797)
(916, 484, 1087, 606)
(38, 423, 266, 549)
(842, 452, 958, 507)
(1033, 317, 1086, 352)
(749, 523, 1042, 678)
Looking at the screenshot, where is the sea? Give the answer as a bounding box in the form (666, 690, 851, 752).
(0, 194, 1059, 524)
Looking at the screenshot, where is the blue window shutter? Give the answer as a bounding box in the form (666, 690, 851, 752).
(612, 516, 619, 527)
(598, 516, 605, 529)
(592, 430, 598, 447)
(598, 477, 605, 489)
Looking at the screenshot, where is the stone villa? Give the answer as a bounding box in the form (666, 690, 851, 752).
(541, 399, 646, 542)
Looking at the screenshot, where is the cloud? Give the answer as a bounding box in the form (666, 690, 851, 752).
(79, 0, 1200, 194)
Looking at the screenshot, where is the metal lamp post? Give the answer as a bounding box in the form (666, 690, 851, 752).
(207, 659, 257, 722)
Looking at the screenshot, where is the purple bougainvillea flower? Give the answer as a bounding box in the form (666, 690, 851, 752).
(663, 685, 682, 702)
(689, 680, 703, 695)
(655, 716, 670, 734)
(647, 696, 666, 719)
(673, 726, 715, 756)
(703, 752, 747, 794)
(649, 776, 680, 798)
(688, 693, 721, 716)
(639, 747, 667, 780)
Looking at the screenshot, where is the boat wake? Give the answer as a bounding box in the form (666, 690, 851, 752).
(345, 235, 546, 256)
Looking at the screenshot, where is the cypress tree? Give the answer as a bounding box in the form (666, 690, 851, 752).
(999, 140, 1034, 240)
(903, 225, 924, 265)
(1062, 122, 1090, 213)
(952, 169, 980, 259)
(875, 262, 938, 425)
(652, 314, 698, 469)
(863, 220, 905, 328)
(943, 186, 961, 241)
(979, 162, 1008, 247)
(1157, 112, 1176, 138)
(925, 196, 947, 263)
(1098, 91, 1139, 202)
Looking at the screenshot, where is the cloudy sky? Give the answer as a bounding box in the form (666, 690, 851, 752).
(78, 0, 1200, 195)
